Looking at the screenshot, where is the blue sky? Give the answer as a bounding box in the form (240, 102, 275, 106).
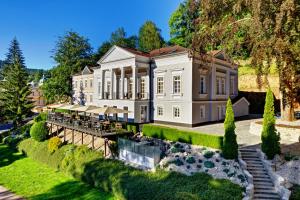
(0, 0, 182, 70)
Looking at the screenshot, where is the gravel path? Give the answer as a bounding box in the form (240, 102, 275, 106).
(0, 186, 24, 200)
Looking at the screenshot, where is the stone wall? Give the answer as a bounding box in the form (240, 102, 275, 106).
(249, 122, 300, 142)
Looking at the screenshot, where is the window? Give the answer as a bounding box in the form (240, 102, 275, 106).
(230, 76, 235, 95)
(141, 78, 145, 99)
(222, 106, 226, 118)
(157, 106, 163, 116)
(221, 79, 225, 94)
(75, 81, 77, 88)
(216, 77, 226, 95)
(200, 105, 205, 119)
(173, 106, 180, 118)
(173, 75, 181, 94)
(90, 79, 93, 88)
(85, 80, 88, 88)
(80, 81, 83, 88)
(157, 77, 164, 94)
(200, 76, 206, 94)
(90, 95, 93, 103)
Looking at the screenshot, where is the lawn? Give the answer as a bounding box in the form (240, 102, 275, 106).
(0, 144, 114, 200)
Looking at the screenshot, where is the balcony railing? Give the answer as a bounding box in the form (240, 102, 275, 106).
(100, 92, 149, 100)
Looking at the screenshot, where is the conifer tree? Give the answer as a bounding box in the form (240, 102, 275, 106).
(0, 38, 33, 128)
(222, 98, 238, 159)
(261, 89, 281, 159)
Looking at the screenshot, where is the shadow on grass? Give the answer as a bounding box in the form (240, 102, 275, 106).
(0, 144, 24, 167)
(80, 158, 243, 200)
(29, 180, 112, 200)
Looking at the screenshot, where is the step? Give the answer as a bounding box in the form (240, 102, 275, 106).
(253, 177, 272, 181)
(255, 185, 276, 190)
(253, 175, 270, 179)
(240, 148, 257, 152)
(255, 189, 278, 195)
(254, 193, 280, 200)
(242, 156, 260, 160)
(254, 182, 274, 187)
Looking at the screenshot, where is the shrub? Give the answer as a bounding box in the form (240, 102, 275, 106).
(3, 135, 24, 147)
(204, 161, 215, 168)
(204, 151, 215, 159)
(30, 121, 48, 142)
(186, 156, 196, 164)
(222, 99, 238, 159)
(142, 124, 223, 149)
(48, 136, 62, 153)
(33, 112, 47, 122)
(261, 88, 281, 159)
(127, 124, 139, 134)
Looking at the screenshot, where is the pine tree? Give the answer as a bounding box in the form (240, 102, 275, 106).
(0, 38, 33, 128)
(222, 98, 238, 159)
(261, 89, 281, 159)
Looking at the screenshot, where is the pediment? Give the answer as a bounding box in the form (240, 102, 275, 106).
(82, 66, 92, 75)
(98, 46, 135, 64)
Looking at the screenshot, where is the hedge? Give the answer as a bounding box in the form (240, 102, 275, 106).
(30, 121, 48, 142)
(142, 124, 223, 149)
(126, 123, 139, 134)
(18, 138, 242, 200)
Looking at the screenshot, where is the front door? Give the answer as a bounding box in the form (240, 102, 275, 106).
(140, 106, 148, 123)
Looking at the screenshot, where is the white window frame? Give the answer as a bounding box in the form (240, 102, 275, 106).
(173, 106, 181, 119)
(141, 78, 146, 99)
(200, 105, 205, 119)
(90, 79, 93, 88)
(156, 76, 164, 94)
(157, 106, 164, 116)
(98, 81, 101, 95)
(172, 75, 181, 94)
(230, 76, 235, 95)
(85, 80, 88, 88)
(90, 95, 93, 103)
(199, 75, 207, 94)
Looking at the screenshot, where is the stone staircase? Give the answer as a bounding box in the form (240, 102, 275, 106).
(240, 148, 281, 200)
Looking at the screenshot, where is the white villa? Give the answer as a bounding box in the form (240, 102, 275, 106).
(72, 45, 249, 127)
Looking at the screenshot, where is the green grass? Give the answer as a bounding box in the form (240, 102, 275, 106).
(19, 138, 243, 200)
(0, 144, 114, 200)
(238, 64, 278, 76)
(291, 185, 300, 200)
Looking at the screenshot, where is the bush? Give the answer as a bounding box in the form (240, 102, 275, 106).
(48, 136, 62, 153)
(18, 139, 243, 200)
(186, 156, 196, 164)
(222, 99, 238, 159)
(127, 124, 139, 134)
(33, 112, 47, 122)
(30, 121, 49, 142)
(3, 135, 24, 147)
(204, 161, 215, 168)
(261, 89, 281, 159)
(142, 124, 223, 149)
(204, 151, 215, 159)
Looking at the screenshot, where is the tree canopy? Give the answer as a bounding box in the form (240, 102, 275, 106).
(94, 27, 138, 62)
(169, 0, 200, 47)
(42, 31, 93, 103)
(0, 38, 33, 127)
(138, 21, 164, 52)
(192, 0, 300, 121)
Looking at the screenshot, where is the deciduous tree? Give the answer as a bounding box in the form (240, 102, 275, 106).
(138, 21, 164, 52)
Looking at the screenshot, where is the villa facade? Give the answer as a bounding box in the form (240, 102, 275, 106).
(72, 45, 249, 127)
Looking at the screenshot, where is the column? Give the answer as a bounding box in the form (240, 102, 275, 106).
(120, 67, 124, 99)
(226, 70, 230, 97)
(110, 69, 114, 99)
(132, 66, 137, 100)
(101, 70, 105, 99)
(210, 65, 216, 100)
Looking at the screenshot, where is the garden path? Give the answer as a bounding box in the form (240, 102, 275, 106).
(0, 186, 24, 200)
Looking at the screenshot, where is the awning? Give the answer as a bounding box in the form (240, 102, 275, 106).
(86, 107, 131, 115)
(57, 104, 81, 110)
(47, 103, 65, 109)
(70, 105, 98, 112)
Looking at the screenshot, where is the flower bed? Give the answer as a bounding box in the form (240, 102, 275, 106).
(159, 141, 248, 187)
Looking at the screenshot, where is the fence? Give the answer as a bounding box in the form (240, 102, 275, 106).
(118, 138, 161, 169)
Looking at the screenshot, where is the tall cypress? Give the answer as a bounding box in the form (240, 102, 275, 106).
(0, 38, 33, 128)
(261, 88, 280, 159)
(222, 98, 238, 159)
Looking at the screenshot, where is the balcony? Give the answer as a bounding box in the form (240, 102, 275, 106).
(100, 92, 149, 100)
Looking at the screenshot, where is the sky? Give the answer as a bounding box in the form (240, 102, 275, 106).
(0, 0, 182, 70)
